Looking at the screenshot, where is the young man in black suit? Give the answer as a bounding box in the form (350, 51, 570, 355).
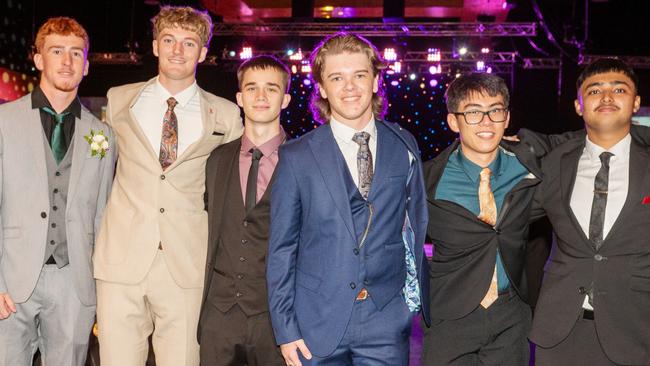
(198, 55, 290, 366)
(529, 58, 650, 366)
(422, 73, 541, 365)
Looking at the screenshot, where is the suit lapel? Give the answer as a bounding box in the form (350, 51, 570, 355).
(67, 112, 91, 205)
(25, 104, 49, 206)
(167, 88, 214, 171)
(560, 142, 594, 249)
(603, 141, 649, 244)
(308, 125, 355, 241)
(124, 79, 161, 164)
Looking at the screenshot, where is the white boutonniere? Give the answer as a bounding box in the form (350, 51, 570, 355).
(84, 129, 109, 158)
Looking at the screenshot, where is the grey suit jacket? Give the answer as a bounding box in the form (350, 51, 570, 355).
(0, 94, 116, 306)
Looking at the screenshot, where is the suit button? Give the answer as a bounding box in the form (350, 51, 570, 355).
(160, 208, 165, 213)
(243, 220, 248, 227)
(353, 248, 359, 255)
(350, 282, 356, 289)
(239, 256, 246, 262)
(578, 286, 587, 295)
(237, 274, 244, 280)
(53, 188, 59, 194)
(594, 254, 603, 261)
(241, 239, 248, 245)
(52, 206, 58, 211)
(51, 223, 56, 228)
(55, 171, 61, 176)
(236, 292, 242, 298)
(41, 212, 47, 218)
(160, 174, 166, 180)
(49, 240, 55, 245)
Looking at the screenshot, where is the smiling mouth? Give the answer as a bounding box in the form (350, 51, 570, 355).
(476, 131, 496, 138)
(168, 58, 185, 64)
(342, 96, 361, 102)
(596, 105, 619, 112)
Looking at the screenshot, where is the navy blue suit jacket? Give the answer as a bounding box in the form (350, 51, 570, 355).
(267, 120, 429, 357)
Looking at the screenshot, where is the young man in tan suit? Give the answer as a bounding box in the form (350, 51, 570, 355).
(93, 6, 243, 366)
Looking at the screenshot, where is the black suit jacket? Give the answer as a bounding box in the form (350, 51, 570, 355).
(424, 140, 542, 321)
(529, 138, 650, 365)
(197, 137, 277, 341)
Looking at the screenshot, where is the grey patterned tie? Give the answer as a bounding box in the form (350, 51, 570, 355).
(352, 132, 373, 199)
(588, 151, 613, 250)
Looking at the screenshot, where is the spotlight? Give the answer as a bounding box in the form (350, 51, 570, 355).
(291, 65, 298, 74)
(429, 79, 438, 87)
(428, 64, 441, 75)
(239, 47, 253, 60)
(476, 61, 486, 71)
(300, 60, 311, 73)
(481, 47, 490, 54)
(427, 48, 441, 62)
(289, 48, 304, 61)
(458, 47, 468, 56)
(383, 48, 397, 62)
(486, 67, 493, 74)
(390, 61, 402, 74)
(303, 79, 311, 86)
(228, 50, 236, 58)
(390, 80, 399, 86)
(409, 73, 417, 80)
(287, 49, 294, 56)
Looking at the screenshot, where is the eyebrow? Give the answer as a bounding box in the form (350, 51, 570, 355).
(243, 82, 282, 89)
(160, 33, 200, 43)
(47, 46, 85, 52)
(462, 102, 504, 109)
(326, 69, 370, 79)
(584, 80, 631, 89)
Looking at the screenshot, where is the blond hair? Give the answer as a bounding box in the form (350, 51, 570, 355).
(151, 6, 213, 47)
(35, 17, 89, 54)
(309, 32, 387, 123)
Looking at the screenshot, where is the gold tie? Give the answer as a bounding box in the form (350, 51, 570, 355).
(477, 167, 498, 308)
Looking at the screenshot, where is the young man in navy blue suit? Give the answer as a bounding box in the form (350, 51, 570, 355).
(267, 32, 429, 366)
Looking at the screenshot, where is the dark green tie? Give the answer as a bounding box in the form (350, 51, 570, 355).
(41, 106, 70, 164)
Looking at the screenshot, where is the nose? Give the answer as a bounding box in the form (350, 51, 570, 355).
(601, 91, 614, 103)
(172, 42, 183, 54)
(62, 51, 72, 65)
(343, 78, 355, 91)
(255, 89, 267, 101)
(478, 112, 492, 125)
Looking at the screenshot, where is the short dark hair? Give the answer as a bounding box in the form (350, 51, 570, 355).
(237, 55, 291, 92)
(445, 73, 510, 113)
(576, 57, 639, 93)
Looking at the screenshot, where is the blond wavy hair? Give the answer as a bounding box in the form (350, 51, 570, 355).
(151, 6, 213, 47)
(309, 33, 387, 123)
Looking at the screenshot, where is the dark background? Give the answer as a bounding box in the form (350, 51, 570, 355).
(2, 0, 650, 160)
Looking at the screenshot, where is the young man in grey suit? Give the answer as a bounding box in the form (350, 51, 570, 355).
(0, 17, 116, 366)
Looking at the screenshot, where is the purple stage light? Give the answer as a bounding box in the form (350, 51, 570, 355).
(429, 79, 438, 87)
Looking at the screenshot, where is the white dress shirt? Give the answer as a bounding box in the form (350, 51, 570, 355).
(330, 116, 378, 189)
(131, 78, 203, 157)
(570, 134, 630, 310)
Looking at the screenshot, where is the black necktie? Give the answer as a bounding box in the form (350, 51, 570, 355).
(588, 151, 614, 250)
(245, 148, 263, 212)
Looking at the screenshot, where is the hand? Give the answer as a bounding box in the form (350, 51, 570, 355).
(0, 293, 16, 320)
(502, 135, 520, 142)
(280, 339, 312, 366)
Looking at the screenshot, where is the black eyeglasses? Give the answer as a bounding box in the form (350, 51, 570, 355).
(452, 108, 509, 125)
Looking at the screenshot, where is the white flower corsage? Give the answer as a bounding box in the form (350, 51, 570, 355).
(84, 129, 109, 158)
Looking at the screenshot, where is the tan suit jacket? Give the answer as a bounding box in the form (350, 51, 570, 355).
(94, 78, 243, 289)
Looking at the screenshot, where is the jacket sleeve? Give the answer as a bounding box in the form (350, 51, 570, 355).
(266, 147, 303, 345)
(517, 128, 585, 157)
(94, 125, 117, 236)
(0, 128, 6, 294)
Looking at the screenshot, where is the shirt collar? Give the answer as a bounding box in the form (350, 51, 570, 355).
(329, 115, 376, 145)
(452, 145, 503, 183)
(31, 85, 82, 119)
(241, 127, 286, 157)
(155, 77, 198, 108)
(584, 133, 631, 163)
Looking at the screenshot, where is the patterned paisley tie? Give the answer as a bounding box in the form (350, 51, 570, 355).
(352, 132, 373, 199)
(477, 167, 499, 308)
(159, 97, 178, 170)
